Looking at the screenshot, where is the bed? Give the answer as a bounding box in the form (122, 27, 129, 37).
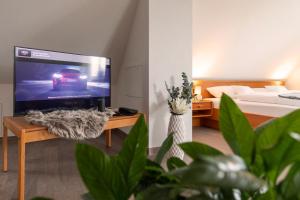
(193, 80, 300, 129)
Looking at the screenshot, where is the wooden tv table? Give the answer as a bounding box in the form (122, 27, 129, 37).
(1, 113, 142, 200)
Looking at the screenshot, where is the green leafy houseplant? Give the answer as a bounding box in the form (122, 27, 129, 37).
(76, 115, 265, 200)
(217, 94, 300, 200)
(165, 72, 195, 115)
(33, 94, 300, 200)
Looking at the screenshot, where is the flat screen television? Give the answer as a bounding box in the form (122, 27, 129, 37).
(14, 46, 111, 116)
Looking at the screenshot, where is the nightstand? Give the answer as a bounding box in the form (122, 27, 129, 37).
(192, 100, 213, 126)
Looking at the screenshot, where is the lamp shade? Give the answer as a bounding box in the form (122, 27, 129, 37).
(194, 86, 202, 95)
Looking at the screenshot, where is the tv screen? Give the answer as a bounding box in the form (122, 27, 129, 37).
(14, 47, 111, 115)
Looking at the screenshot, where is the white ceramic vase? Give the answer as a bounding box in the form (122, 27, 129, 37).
(167, 114, 185, 160)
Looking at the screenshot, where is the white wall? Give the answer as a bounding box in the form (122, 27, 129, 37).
(116, 0, 149, 118)
(0, 0, 139, 137)
(0, 0, 138, 86)
(193, 0, 300, 81)
(0, 84, 13, 117)
(0, 0, 194, 148)
(287, 67, 300, 89)
(148, 0, 193, 148)
(0, 84, 13, 136)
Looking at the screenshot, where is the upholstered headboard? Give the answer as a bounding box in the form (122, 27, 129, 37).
(193, 80, 285, 98)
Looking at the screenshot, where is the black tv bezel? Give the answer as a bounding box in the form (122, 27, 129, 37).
(13, 46, 112, 116)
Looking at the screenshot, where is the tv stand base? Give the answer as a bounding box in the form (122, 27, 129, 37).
(2, 113, 142, 200)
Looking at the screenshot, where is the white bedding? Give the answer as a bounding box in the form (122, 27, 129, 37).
(235, 90, 300, 107)
(207, 97, 299, 117)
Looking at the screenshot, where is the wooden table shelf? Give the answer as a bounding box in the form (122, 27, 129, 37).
(192, 101, 213, 126)
(1, 113, 143, 200)
(192, 107, 213, 111)
(193, 114, 213, 118)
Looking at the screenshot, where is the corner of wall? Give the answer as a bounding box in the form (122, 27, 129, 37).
(286, 66, 300, 89)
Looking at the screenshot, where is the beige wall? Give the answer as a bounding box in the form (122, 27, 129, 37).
(0, 84, 13, 118)
(116, 0, 148, 113)
(287, 67, 300, 89)
(148, 0, 193, 148)
(116, 0, 149, 133)
(0, 0, 138, 85)
(0, 0, 139, 137)
(193, 0, 300, 83)
(0, 84, 13, 136)
(116, 0, 193, 148)
(0, 0, 194, 147)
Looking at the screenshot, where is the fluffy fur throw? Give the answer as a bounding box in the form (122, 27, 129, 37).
(25, 109, 115, 140)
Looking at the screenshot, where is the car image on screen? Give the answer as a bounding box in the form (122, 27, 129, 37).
(52, 68, 87, 90)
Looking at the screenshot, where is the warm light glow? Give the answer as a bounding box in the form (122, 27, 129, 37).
(274, 80, 283, 86)
(193, 41, 222, 78)
(192, 58, 215, 78)
(193, 85, 202, 101)
(271, 62, 296, 80)
(194, 86, 202, 95)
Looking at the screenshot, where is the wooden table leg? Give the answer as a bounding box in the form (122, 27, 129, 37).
(2, 125, 8, 172)
(18, 134, 25, 200)
(105, 129, 112, 147)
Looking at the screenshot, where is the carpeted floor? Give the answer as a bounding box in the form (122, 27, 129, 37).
(192, 126, 232, 154)
(0, 130, 126, 200)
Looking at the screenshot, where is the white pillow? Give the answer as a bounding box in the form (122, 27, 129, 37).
(252, 88, 269, 93)
(265, 86, 288, 92)
(232, 86, 254, 95)
(207, 86, 235, 98)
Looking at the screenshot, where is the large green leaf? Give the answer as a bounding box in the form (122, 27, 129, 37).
(136, 159, 167, 193)
(219, 94, 255, 166)
(167, 157, 187, 171)
(172, 155, 266, 192)
(179, 142, 223, 160)
(154, 133, 173, 164)
(136, 159, 179, 198)
(76, 144, 126, 200)
(250, 153, 265, 177)
(255, 109, 300, 149)
(254, 189, 277, 200)
(260, 134, 297, 183)
(118, 115, 148, 192)
(279, 138, 300, 172)
(254, 109, 300, 183)
(279, 162, 300, 199)
(76, 115, 148, 200)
